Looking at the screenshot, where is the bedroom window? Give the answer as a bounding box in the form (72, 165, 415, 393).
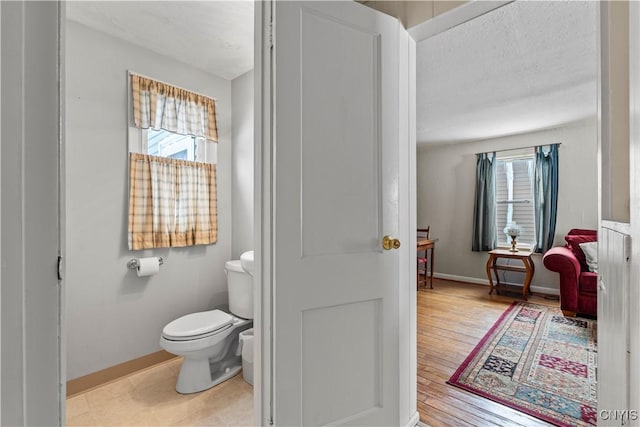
(495, 155, 536, 249)
(473, 144, 558, 253)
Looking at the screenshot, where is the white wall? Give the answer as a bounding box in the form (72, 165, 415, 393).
(417, 118, 598, 291)
(232, 70, 254, 258)
(65, 21, 233, 380)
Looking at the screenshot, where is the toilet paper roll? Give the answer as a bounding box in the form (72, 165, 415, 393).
(137, 257, 160, 277)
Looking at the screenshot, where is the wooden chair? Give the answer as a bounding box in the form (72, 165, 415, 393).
(417, 227, 430, 289)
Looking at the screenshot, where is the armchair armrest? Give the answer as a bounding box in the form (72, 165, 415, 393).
(543, 246, 581, 276)
(543, 246, 581, 314)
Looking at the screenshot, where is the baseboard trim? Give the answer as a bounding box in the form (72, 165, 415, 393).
(433, 272, 489, 286)
(406, 411, 420, 426)
(66, 350, 177, 397)
(432, 272, 560, 296)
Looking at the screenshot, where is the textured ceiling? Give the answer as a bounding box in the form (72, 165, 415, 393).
(68, 1, 597, 141)
(66, 1, 254, 81)
(416, 1, 598, 146)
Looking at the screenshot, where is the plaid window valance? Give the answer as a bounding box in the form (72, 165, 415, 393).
(130, 73, 218, 142)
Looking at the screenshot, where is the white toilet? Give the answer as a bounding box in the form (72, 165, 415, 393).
(160, 251, 254, 394)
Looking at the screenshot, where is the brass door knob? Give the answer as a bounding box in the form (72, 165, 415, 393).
(382, 235, 401, 250)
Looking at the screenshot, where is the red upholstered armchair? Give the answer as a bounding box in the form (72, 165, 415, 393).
(542, 229, 597, 317)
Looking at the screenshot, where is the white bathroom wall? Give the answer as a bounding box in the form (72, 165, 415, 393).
(416, 118, 598, 292)
(65, 21, 233, 380)
(231, 70, 254, 258)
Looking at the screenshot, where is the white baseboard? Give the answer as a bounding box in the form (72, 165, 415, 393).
(406, 411, 420, 427)
(432, 272, 559, 296)
(433, 272, 489, 285)
(529, 285, 559, 296)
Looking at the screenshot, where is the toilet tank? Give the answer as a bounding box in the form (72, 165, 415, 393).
(225, 260, 253, 319)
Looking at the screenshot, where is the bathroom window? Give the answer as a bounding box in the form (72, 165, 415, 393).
(127, 73, 219, 250)
(147, 128, 195, 161)
(133, 128, 218, 164)
(128, 72, 218, 164)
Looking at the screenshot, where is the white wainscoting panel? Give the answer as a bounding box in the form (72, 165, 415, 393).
(598, 224, 631, 425)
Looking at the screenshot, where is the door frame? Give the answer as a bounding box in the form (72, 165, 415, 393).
(628, 0, 640, 415)
(0, 1, 64, 424)
(408, 1, 513, 42)
(253, 0, 271, 424)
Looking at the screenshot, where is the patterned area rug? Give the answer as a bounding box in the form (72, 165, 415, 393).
(447, 301, 597, 427)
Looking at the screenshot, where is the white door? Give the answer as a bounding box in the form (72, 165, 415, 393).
(264, 1, 413, 425)
(1, 1, 63, 425)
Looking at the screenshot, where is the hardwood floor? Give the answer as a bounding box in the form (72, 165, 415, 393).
(417, 278, 559, 427)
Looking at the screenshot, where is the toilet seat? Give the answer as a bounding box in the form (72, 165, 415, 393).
(162, 309, 234, 341)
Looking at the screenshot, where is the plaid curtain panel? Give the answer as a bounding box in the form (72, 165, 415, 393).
(128, 153, 217, 250)
(131, 74, 218, 142)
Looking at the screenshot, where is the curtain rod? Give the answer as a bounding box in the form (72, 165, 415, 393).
(128, 70, 217, 102)
(475, 142, 561, 155)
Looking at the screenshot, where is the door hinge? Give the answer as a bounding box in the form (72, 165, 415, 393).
(623, 235, 631, 262)
(268, 20, 273, 49)
(57, 255, 63, 280)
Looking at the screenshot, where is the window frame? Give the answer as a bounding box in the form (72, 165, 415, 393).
(494, 152, 536, 250)
(128, 126, 217, 165)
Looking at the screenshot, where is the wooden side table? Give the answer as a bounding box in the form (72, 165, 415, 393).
(486, 249, 535, 300)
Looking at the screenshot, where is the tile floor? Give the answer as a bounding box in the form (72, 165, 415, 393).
(66, 357, 254, 426)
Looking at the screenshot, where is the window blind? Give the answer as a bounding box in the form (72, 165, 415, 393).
(495, 157, 536, 248)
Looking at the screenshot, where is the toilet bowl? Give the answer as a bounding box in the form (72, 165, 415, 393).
(160, 252, 254, 394)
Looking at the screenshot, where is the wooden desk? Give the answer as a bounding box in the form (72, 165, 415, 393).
(417, 238, 437, 289)
(486, 249, 535, 300)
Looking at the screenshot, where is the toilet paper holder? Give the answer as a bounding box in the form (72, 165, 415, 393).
(127, 257, 164, 270)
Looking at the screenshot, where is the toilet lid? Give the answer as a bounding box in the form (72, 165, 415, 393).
(162, 309, 234, 341)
